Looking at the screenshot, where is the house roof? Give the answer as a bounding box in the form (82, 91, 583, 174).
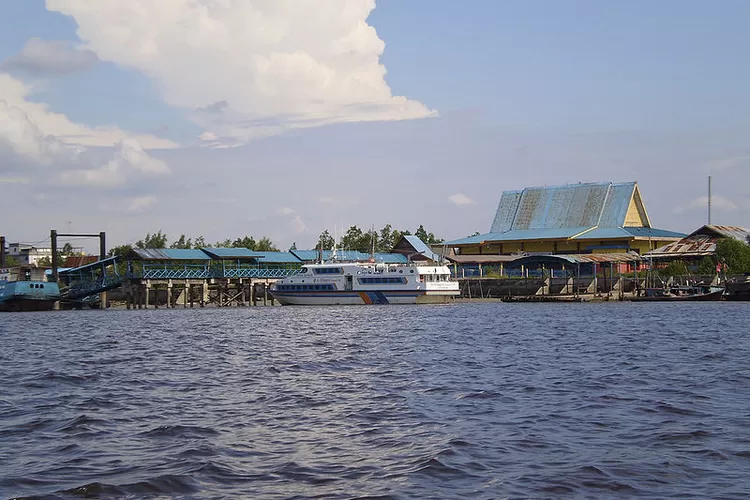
(445, 181, 683, 246)
(391, 235, 443, 261)
(63, 255, 99, 268)
(490, 181, 648, 232)
(645, 225, 750, 259)
(201, 247, 260, 259)
(128, 248, 212, 260)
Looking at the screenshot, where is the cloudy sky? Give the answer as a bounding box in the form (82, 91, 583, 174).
(1, 0, 749, 252)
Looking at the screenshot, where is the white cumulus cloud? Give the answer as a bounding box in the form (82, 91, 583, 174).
(60, 138, 170, 188)
(0, 73, 177, 149)
(1, 73, 173, 188)
(448, 193, 476, 206)
(46, 0, 436, 145)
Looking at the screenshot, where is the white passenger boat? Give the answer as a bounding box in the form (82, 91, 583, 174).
(269, 261, 459, 305)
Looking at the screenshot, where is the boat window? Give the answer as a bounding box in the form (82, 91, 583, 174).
(358, 277, 407, 285)
(313, 267, 343, 275)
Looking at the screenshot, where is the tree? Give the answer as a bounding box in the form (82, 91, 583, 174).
(715, 238, 750, 274)
(136, 230, 168, 249)
(318, 230, 335, 250)
(1, 254, 19, 267)
(194, 236, 206, 248)
(414, 224, 443, 244)
(696, 256, 716, 275)
(232, 236, 256, 249)
(289, 242, 297, 251)
(108, 244, 133, 258)
(215, 238, 233, 248)
(339, 225, 375, 253)
(255, 237, 278, 252)
(377, 224, 395, 252)
(658, 260, 689, 278)
(170, 234, 193, 249)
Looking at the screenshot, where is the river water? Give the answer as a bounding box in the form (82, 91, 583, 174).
(1, 302, 750, 499)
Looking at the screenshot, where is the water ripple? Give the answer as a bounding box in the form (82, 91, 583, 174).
(2, 303, 750, 499)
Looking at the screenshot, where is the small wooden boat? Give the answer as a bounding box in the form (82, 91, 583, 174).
(630, 285, 724, 302)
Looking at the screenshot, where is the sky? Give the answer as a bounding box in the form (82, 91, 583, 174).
(1, 0, 749, 253)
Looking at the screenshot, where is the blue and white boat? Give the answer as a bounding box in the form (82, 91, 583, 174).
(269, 261, 459, 305)
(0, 267, 60, 312)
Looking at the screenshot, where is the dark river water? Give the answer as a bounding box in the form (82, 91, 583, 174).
(2, 302, 750, 499)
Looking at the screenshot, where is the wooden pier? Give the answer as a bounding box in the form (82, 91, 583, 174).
(121, 278, 278, 309)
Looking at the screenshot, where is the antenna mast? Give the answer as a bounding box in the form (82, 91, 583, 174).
(708, 175, 712, 225)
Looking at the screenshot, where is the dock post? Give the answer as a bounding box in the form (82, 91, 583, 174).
(263, 279, 268, 306)
(251, 280, 257, 306)
(240, 279, 246, 306)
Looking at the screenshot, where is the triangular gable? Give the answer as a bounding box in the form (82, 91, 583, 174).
(622, 184, 651, 228)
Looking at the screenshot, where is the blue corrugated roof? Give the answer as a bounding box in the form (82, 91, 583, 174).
(291, 250, 320, 261)
(131, 248, 211, 260)
(623, 227, 686, 239)
(201, 247, 258, 259)
(445, 228, 591, 245)
(490, 182, 640, 233)
(250, 251, 301, 263)
(599, 183, 636, 227)
(403, 235, 442, 261)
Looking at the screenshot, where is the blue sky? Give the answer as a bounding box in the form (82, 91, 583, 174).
(1, 1, 749, 252)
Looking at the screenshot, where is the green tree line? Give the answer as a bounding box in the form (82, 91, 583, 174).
(107, 224, 445, 258)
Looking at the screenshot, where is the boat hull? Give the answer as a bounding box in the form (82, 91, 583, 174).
(271, 290, 456, 306)
(0, 281, 60, 312)
(630, 289, 724, 302)
(0, 298, 59, 312)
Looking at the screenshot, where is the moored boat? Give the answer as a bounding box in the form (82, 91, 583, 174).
(630, 284, 724, 302)
(269, 261, 459, 305)
(0, 266, 60, 312)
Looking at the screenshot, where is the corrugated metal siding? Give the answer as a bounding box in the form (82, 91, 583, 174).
(705, 225, 750, 241)
(491, 191, 522, 232)
(491, 182, 633, 232)
(131, 248, 211, 260)
(599, 182, 635, 227)
(201, 248, 258, 258)
(251, 252, 301, 264)
(624, 227, 687, 239)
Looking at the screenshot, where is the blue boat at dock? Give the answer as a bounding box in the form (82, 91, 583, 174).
(0, 267, 60, 312)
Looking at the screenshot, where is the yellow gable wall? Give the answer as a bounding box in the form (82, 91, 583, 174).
(623, 187, 650, 227)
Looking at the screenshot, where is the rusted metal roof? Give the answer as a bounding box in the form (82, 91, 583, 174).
(646, 225, 750, 259)
(63, 255, 99, 268)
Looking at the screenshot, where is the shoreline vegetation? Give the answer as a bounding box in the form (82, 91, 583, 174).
(106, 224, 447, 260)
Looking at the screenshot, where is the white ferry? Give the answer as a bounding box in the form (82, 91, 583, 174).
(269, 261, 460, 305)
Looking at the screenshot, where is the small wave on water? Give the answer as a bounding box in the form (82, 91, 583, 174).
(2, 303, 750, 499)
